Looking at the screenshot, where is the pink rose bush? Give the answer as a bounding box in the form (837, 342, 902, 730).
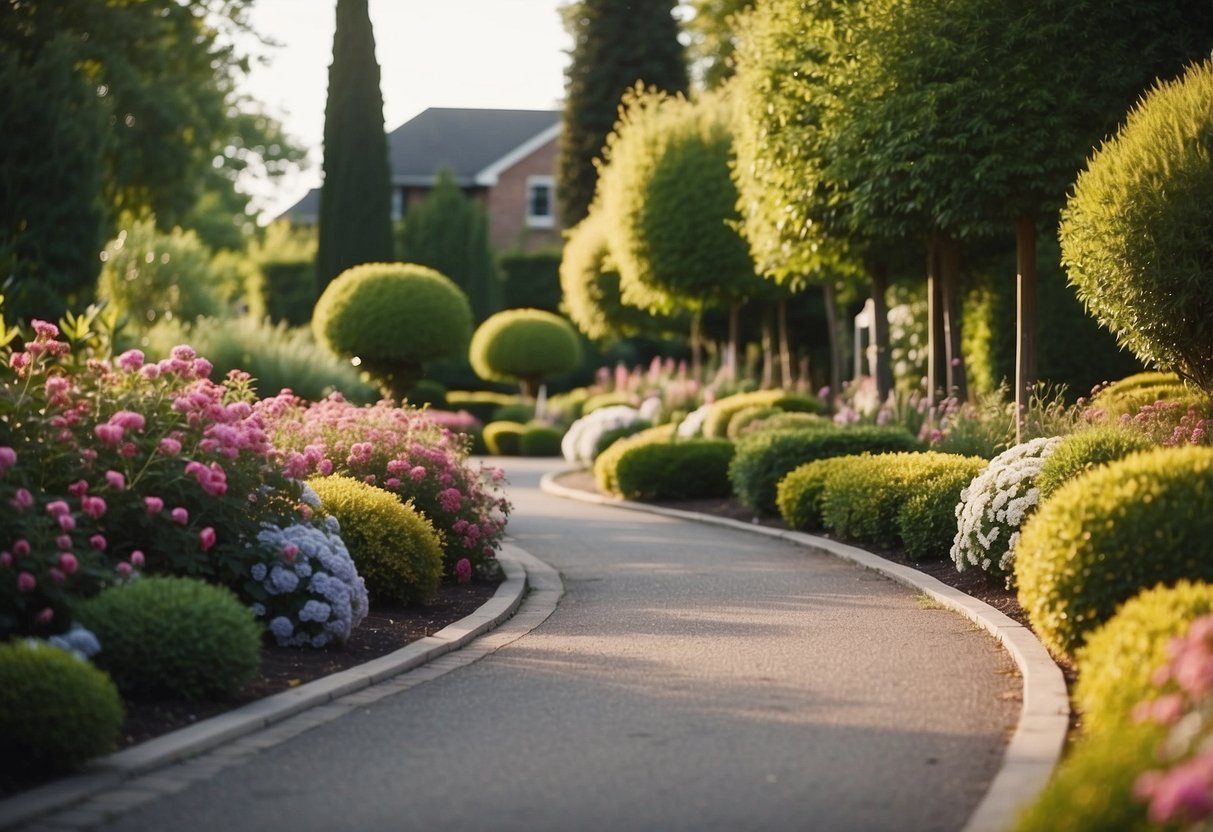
(256, 392, 511, 576)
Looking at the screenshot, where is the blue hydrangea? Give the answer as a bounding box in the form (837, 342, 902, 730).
(298, 600, 332, 623)
(269, 616, 294, 641)
(251, 563, 268, 581)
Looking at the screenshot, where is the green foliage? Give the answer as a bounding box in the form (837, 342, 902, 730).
(740, 411, 834, 437)
(245, 221, 318, 326)
(0, 641, 123, 778)
(726, 406, 781, 440)
(0, 34, 106, 322)
(1011, 722, 1170, 832)
(407, 379, 448, 409)
(445, 391, 522, 424)
(469, 308, 584, 396)
(96, 215, 224, 330)
(685, 0, 756, 89)
(702, 389, 824, 439)
(308, 475, 443, 606)
(491, 402, 537, 424)
(775, 456, 854, 532)
(483, 421, 526, 456)
(1088, 371, 1198, 421)
(312, 262, 473, 399)
(1062, 58, 1213, 390)
(398, 169, 503, 322)
(819, 451, 985, 549)
(316, 0, 395, 291)
(729, 426, 921, 514)
(593, 422, 678, 496)
(598, 87, 760, 315)
(145, 316, 377, 404)
(897, 457, 988, 561)
(499, 249, 562, 313)
(1016, 447, 1213, 657)
(519, 424, 564, 457)
(594, 420, 653, 458)
(1036, 426, 1153, 501)
(614, 439, 735, 501)
(79, 577, 261, 700)
(556, 0, 688, 227)
(1076, 581, 1213, 736)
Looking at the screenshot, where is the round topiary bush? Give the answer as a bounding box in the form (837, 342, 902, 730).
(1015, 446, 1213, 658)
(593, 423, 678, 496)
(469, 308, 583, 398)
(1035, 426, 1153, 501)
(519, 424, 564, 457)
(312, 262, 473, 399)
(79, 576, 261, 700)
(483, 420, 526, 456)
(729, 426, 921, 515)
(776, 456, 857, 531)
(308, 475, 444, 607)
(950, 435, 1063, 585)
(702, 389, 824, 439)
(613, 439, 735, 501)
(726, 405, 782, 440)
(739, 411, 834, 437)
(897, 457, 988, 561)
(1060, 58, 1213, 390)
(1075, 580, 1213, 736)
(0, 641, 124, 777)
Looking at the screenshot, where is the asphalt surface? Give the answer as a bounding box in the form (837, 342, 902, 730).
(88, 457, 1019, 832)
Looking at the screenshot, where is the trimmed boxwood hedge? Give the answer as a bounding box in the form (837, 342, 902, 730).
(613, 439, 735, 501)
(702, 389, 824, 439)
(776, 456, 856, 531)
(594, 423, 678, 496)
(483, 420, 527, 455)
(1035, 425, 1153, 501)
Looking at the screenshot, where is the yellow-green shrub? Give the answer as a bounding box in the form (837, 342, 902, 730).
(613, 439, 735, 501)
(483, 420, 526, 455)
(519, 424, 564, 457)
(1075, 580, 1213, 735)
(308, 475, 444, 606)
(740, 411, 834, 437)
(702, 389, 823, 439)
(0, 641, 124, 777)
(897, 456, 989, 561)
(593, 423, 678, 496)
(1016, 446, 1213, 657)
(1035, 425, 1153, 501)
(776, 456, 856, 531)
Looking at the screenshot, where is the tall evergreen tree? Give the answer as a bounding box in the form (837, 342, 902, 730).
(556, 0, 688, 228)
(316, 0, 394, 293)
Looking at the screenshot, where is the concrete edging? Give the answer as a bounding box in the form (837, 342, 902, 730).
(0, 548, 534, 831)
(539, 468, 1069, 832)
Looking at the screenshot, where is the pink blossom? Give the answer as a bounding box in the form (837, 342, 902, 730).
(192, 357, 213, 378)
(385, 477, 401, 489)
(144, 496, 164, 514)
(81, 448, 97, 464)
(56, 513, 75, 532)
(16, 572, 35, 592)
(455, 558, 472, 584)
(0, 553, 9, 568)
(140, 363, 161, 380)
(105, 470, 126, 490)
(171, 345, 197, 362)
(94, 423, 124, 445)
(129, 550, 145, 568)
(110, 411, 145, 432)
(35, 607, 54, 625)
(81, 496, 106, 519)
(171, 507, 189, 525)
(120, 442, 138, 458)
(159, 437, 182, 455)
(10, 488, 32, 511)
(0, 446, 15, 474)
(318, 459, 334, 476)
(55, 534, 72, 550)
(49, 568, 66, 585)
(116, 561, 132, 578)
(31, 319, 59, 339)
(58, 553, 79, 575)
(116, 349, 145, 371)
(409, 466, 427, 481)
(12, 539, 30, 558)
(282, 543, 299, 563)
(9, 352, 30, 372)
(46, 500, 70, 516)
(199, 526, 216, 552)
(438, 488, 463, 513)
(68, 479, 89, 497)
(89, 534, 107, 551)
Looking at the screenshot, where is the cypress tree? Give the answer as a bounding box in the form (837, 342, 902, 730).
(556, 0, 688, 228)
(316, 0, 394, 294)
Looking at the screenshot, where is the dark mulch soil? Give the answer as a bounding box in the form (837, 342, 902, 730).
(118, 576, 502, 749)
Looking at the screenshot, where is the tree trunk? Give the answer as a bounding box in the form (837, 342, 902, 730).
(822, 281, 843, 410)
(727, 299, 741, 382)
(690, 310, 703, 381)
(869, 260, 893, 402)
(1015, 214, 1038, 443)
(777, 296, 793, 389)
(760, 307, 775, 389)
(926, 234, 946, 405)
(938, 231, 968, 402)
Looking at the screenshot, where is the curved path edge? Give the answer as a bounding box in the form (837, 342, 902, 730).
(541, 468, 1069, 832)
(0, 544, 564, 832)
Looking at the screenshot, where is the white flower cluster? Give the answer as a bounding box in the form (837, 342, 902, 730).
(677, 403, 713, 438)
(561, 405, 641, 464)
(951, 435, 1063, 584)
(253, 516, 369, 648)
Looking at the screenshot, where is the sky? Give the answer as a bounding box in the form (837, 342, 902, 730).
(238, 0, 573, 220)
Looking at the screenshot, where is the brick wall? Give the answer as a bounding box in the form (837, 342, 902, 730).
(485, 139, 564, 253)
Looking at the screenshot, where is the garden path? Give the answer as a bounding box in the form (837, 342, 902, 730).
(76, 458, 1017, 832)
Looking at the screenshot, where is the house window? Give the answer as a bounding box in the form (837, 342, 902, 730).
(526, 176, 555, 229)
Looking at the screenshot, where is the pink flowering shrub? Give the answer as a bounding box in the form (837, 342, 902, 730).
(256, 392, 511, 575)
(1135, 614, 1213, 826)
(0, 316, 310, 636)
(1114, 399, 1213, 447)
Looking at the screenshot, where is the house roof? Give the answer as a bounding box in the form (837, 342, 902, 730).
(277, 107, 562, 223)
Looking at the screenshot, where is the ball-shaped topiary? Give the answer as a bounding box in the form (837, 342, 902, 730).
(739, 411, 834, 437)
(79, 577, 261, 700)
(1075, 580, 1213, 736)
(469, 308, 584, 398)
(312, 262, 473, 399)
(1015, 446, 1213, 658)
(593, 423, 678, 496)
(483, 420, 526, 456)
(776, 456, 856, 531)
(0, 641, 124, 777)
(1060, 58, 1213, 390)
(519, 424, 564, 457)
(308, 475, 444, 606)
(613, 439, 735, 501)
(1035, 426, 1153, 501)
(702, 389, 824, 439)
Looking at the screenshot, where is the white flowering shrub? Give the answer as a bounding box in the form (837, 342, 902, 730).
(561, 405, 641, 464)
(951, 435, 1063, 584)
(251, 489, 369, 648)
(677, 403, 713, 438)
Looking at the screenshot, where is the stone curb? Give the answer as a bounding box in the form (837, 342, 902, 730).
(0, 547, 535, 832)
(540, 469, 1069, 832)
